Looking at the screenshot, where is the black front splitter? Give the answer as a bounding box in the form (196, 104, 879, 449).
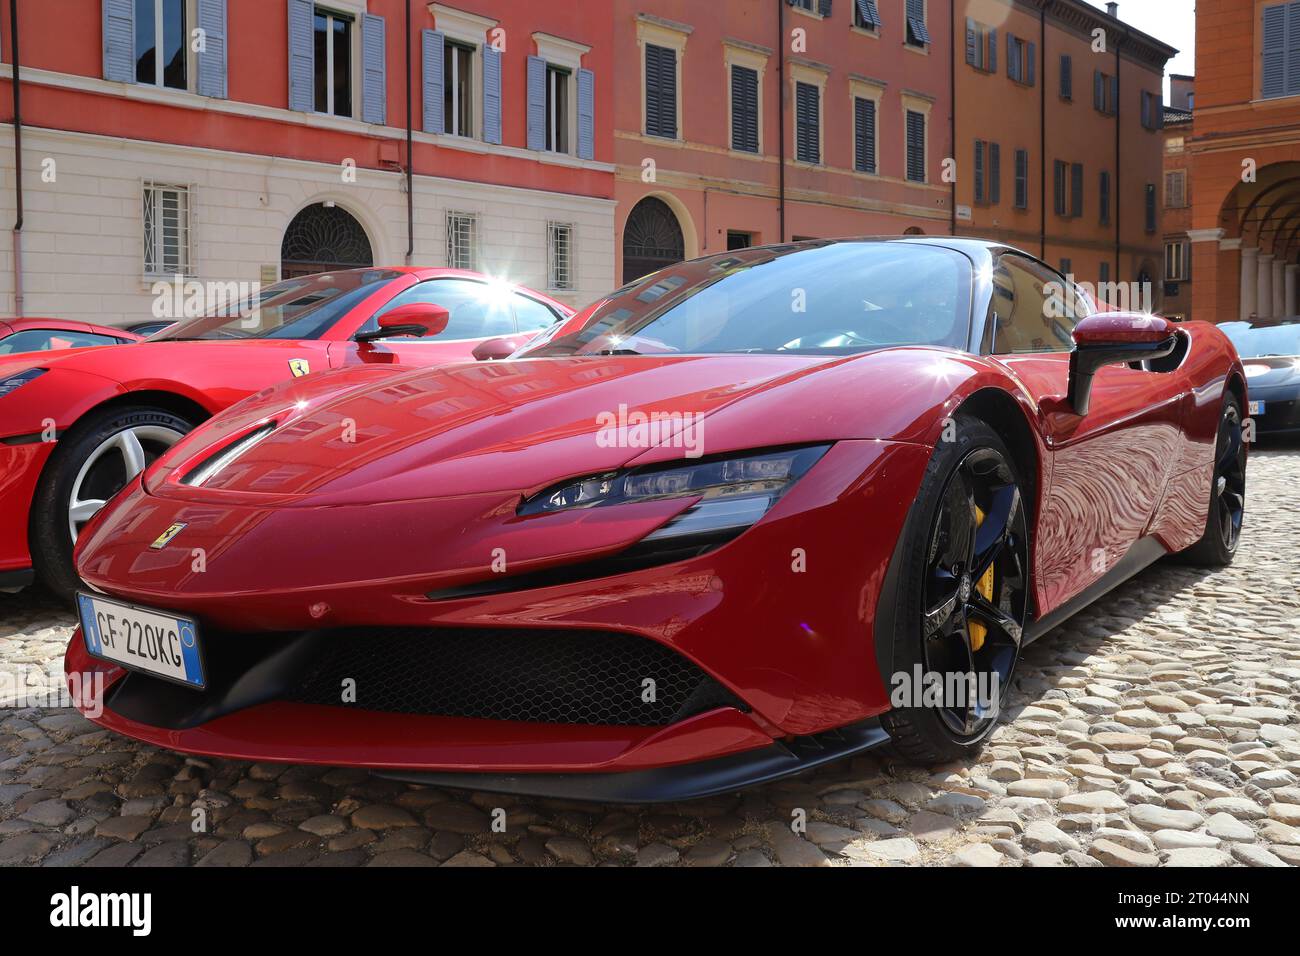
(376, 717, 890, 804)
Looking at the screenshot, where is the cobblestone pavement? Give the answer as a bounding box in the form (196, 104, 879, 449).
(2, 447, 1298, 868)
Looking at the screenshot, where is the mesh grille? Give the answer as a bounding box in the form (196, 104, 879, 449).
(289, 627, 746, 727)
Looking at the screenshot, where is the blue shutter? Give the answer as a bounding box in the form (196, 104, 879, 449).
(1026, 42, 1036, 86)
(1008, 34, 1019, 82)
(1264, 4, 1286, 98)
(862, 0, 881, 29)
(974, 140, 985, 204)
(577, 67, 595, 160)
(990, 143, 1001, 204)
(1287, 2, 1300, 97)
(987, 28, 997, 74)
(422, 30, 445, 133)
(287, 0, 314, 112)
(1110, 76, 1120, 114)
(527, 55, 546, 151)
(361, 14, 386, 124)
(483, 45, 502, 144)
(102, 0, 134, 83)
(905, 0, 930, 44)
(818, 0, 833, 18)
(196, 0, 227, 99)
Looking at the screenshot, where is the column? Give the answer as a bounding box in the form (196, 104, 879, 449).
(1274, 258, 1287, 318)
(1258, 253, 1274, 320)
(1241, 247, 1259, 321)
(1287, 264, 1298, 317)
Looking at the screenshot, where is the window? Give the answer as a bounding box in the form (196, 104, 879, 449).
(441, 40, 474, 137)
(371, 278, 515, 340)
(135, 0, 187, 90)
(1140, 90, 1163, 130)
(1014, 149, 1029, 209)
(965, 19, 998, 73)
(854, 97, 877, 174)
(1165, 170, 1187, 208)
(1165, 240, 1190, 281)
(1145, 184, 1157, 232)
(905, 110, 926, 183)
(547, 221, 574, 291)
(143, 182, 191, 277)
(795, 82, 820, 164)
(905, 0, 930, 47)
(446, 211, 478, 271)
(1187, 92, 1195, 109)
(513, 293, 561, 332)
(790, 0, 814, 10)
(1100, 171, 1111, 225)
(731, 65, 760, 153)
(727, 231, 754, 250)
(1060, 54, 1073, 100)
(1053, 161, 1067, 216)
(546, 65, 570, 152)
(1094, 70, 1118, 115)
(1007, 35, 1035, 86)
(1263, 3, 1300, 99)
(853, 0, 882, 31)
(312, 8, 353, 117)
(645, 43, 678, 139)
(990, 254, 1078, 354)
(1070, 163, 1084, 218)
(0, 330, 126, 355)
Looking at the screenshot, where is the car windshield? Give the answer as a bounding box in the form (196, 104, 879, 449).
(1220, 319, 1300, 358)
(521, 241, 971, 357)
(152, 271, 401, 342)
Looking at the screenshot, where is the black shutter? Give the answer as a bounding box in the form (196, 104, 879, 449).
(1054, 161, 1066, 215)
(795, 82, 820, 164)
(1015, 149, 1028, 209)
(731, 65, 759, 153)
(1100, 171, 1110, 224)
(645, 45, 677, 139)
(1060, 55, 1072, 100)
(990, 143, 1001, 205)
(1094, 70, 1104, 111)
(906, 110, 925, 182)
(854, 96, 876, 173)
(1070, 163, 1084, 218)
(1110, 75, 1120, 115)
(974, 140, 986, 204)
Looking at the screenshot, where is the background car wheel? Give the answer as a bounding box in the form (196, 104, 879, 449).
(1173, 393, 1246, 568)
(30, 404, 193, 600)
(881, 417, 1030, 765)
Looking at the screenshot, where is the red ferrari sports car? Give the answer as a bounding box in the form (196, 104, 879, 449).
(0, 317, 144, 354)
(66, 239, 1247, 801)
(0, 268, 570, 596)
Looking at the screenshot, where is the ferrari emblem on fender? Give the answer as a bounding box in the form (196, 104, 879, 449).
(288, 358, 311, 377)
(150, 522, 187, 550)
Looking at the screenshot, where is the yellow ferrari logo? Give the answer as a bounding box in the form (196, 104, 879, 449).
(150, 522, 187, 550)
(288, 358, 311, 377)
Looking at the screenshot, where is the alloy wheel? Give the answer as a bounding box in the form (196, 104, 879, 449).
(66, 424, 186, 542)
(1214, 403, 1247, 554)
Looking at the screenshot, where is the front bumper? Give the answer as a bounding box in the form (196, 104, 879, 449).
(66, 438, 930, 795)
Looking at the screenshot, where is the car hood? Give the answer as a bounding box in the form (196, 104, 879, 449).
(144, 353, 848, 506)
(1242, 355, 1300, 393)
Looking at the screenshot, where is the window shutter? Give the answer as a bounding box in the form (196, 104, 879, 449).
(1054, 161, 1066, 215)
(1146, 184, 1157, 232)
(1110, 76, 1119, 114)
(577, 67, 595, 159)
(854, 97, 876, 173)
(731, 65, 759, 153)
(1071, 163, 1084, 218)
(527, 55, 547, 150)
(361, 14, 386, 124)
(990, 143, 1001, 205)
(965, 18, 977, 65)
(906, 111, 925, 182)
(1026, 42, 1036, 86)
(1007, 34, 1018, 82)
(1094, 70, 1104, 110)
(859, 0, 882, 30)
(287, 0, 314, 112)
(1100, 170, 1110, 224)
(102, 0, 135, 83)
(819, 0, 833, 17)
(795, 82, 820, 164)
(1264, 3, 1286, 98)
(905, 0, 930, 44)
(645, 44, 677, 139)
(1015, 149, 1028, 209)
(483, 45, 503, 144)
(1156, 91, 1165, 128)
(422, 30, 445, 133)
(1060, 55, 1072, 99)
(1287, 2, 1300, 97)
(974, 140, 985, 204)
(987, 28, 998, 74)
(195, 0, 227, 98)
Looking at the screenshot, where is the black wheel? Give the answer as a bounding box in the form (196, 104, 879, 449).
(882, 417, 1030, 764)
(30, 404, 194, 600)
(1175, 393, 1246, 567)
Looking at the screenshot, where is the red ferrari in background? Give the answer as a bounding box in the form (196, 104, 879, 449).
(0, 268, 571, 596)
(0, 317, 144, 354)
(67, 239, 1247, 801)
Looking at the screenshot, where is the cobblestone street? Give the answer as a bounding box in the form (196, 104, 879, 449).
(1, 446, 1298, 868)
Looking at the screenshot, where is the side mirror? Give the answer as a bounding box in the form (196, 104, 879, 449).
(356, 303, 450, 343)
(472, 335, 527, 361)
(1067, 312, 1179, 416)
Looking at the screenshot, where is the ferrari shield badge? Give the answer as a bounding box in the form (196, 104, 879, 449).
(150, 522, 187, 550)
(288, 358, 311, 377)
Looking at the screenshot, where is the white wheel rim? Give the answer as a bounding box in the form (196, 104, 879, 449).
(67, 424, 186, 542)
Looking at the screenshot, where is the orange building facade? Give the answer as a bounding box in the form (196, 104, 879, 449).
(1190, 0, 1300, 325)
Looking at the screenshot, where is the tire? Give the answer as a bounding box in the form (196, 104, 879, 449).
(881, 416, 1031, 765)
(1174, 393, 1246, 568)
(30, 404, 194, 600)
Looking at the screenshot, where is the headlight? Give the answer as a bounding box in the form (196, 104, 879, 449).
(519, 445, 831, 544)
(0, 369, 46, 398)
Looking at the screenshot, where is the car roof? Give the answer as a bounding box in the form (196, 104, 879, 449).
(286, 267, 574, 314)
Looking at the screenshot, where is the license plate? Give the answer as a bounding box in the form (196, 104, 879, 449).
(77, 592, 206, 689)
(1249, 400, 1265, 416)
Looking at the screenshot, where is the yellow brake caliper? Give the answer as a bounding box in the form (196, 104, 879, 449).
(969, 505, 995, 652)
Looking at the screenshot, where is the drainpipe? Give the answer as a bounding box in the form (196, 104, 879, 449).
(950, 0, 956, 236)
(1115, 23, 1127, 281)
(400, 0, 410, 265)
(9, 0, 23, 316)
(777, 0, 786, 242)
(1040, 1, 1047, 259)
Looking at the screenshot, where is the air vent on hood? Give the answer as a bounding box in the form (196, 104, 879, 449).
(180, 422, 277, 487)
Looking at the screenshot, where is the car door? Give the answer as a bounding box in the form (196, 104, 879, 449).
(984, 253, 1188, 611)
